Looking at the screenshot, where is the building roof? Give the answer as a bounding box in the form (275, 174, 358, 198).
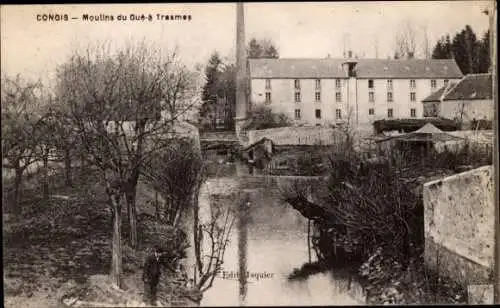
(249, 58, 463, 79)
(373, 118, 459, 134)
(421, 82, 457, 103)
(414, 123, 445, 134)
(442, 73, 492, 101)
(376, 123, 464, 143)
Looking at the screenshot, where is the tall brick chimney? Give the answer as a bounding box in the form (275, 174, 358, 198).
(234, 2, 248, 138)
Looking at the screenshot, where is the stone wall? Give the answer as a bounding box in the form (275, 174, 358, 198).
(423, 165, 495, 285)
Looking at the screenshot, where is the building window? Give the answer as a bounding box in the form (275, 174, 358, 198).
(315, 109, 321, 119)
(387, 79, 393, 90)
(336, 109, 342, 119)
(265, 79, 271, 90)
(410, 92, 416, 102)
(387, 92, 393, 102)
(410, 108, 416, 117)
(369, 91, 375, 102)
(315, 79, 321, 90)
(265, 92, 271, 103)
(294, 79, 301, 90)
(410, 79, 416, 89)
(335, 79, 341, 89)
(294, 109, 301, 120)
(431, 79, 437, 89)
(368, 79, 374, 89)
(315, 92, 321, 102)
(369, 108, 375, 115)
(387, 108, 393, 118)
(335, 91, 342, 102)
(444, 79, 449, 86)
(295, 92, 301, 103)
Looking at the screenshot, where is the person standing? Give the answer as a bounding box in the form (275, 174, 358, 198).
(143, 245, 163, 306)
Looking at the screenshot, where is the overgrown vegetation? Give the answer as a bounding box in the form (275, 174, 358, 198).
(243, 105, 293, 130)
(2, 40, 224, 307)
(282, 127, 493, 304)
(3, 167, 196, 307)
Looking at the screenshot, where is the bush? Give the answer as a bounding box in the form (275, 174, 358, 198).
(243, 105, 292, 130)
(323, 155, 423, 263)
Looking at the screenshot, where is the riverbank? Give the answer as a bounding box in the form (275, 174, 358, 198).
(357, 246, 467, 305)
(283, 157, 476, 305)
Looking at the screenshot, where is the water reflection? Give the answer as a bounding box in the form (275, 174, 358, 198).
(200, 174, 362, 306)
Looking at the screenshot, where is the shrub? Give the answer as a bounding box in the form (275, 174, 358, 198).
(243, 105, 292, 130)
(323, 153, 423, 263)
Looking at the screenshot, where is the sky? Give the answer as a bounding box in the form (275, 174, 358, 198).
(1, 1, 493, 84)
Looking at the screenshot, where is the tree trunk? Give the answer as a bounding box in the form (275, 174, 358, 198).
(64, 148, 72, 186)
(154, 191, 161, 221)
(79, 151, 86, 173)
(13, 167, 23, 216)
(42, 148, 50, 201)
(172, 205, 184, 229)
(125, 171, 140, 249)
(125, 188, 138, 249)
(193, 202, 202, 283)
(110, 194, 123, 289)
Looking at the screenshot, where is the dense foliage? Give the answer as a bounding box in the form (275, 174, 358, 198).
(432, 26, 490, 74)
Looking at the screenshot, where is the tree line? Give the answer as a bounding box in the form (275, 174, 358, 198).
(198, 37, 287, 131)
(432, 25, 490, 74)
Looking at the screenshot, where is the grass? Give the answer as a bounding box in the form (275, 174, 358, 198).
(3, 166, 196, 307)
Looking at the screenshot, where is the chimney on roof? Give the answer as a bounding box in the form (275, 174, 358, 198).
(342, 59, 358, 78)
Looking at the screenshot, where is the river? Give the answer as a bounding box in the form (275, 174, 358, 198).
(192, 160, 364, 306)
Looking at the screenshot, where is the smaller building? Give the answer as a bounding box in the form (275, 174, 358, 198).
(421, 82, 457, 117)
(422, 73, 493, 129)
(375, 123, 465, 164)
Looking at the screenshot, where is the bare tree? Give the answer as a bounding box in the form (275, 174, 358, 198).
(193, 190, 236, 294)
(394, 20, 417, 59)
(54, 41, 199, 287)
(141, 139, 203, 228)
(41, 105, 80, 187)
(1, 75, 45, 214)
(421, 23, 431, 59)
